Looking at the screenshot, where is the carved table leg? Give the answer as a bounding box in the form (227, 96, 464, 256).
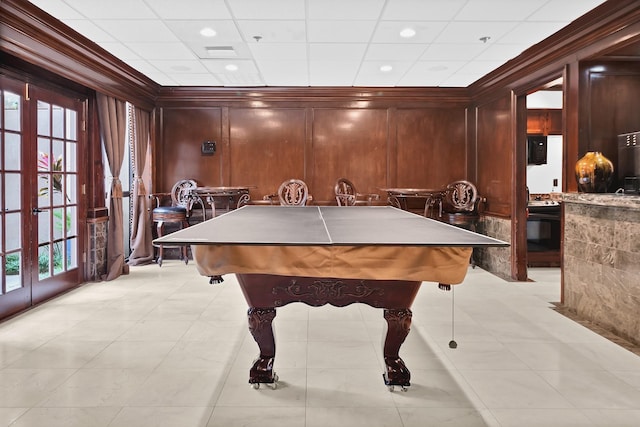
(382, 308, 412, 388)
(247, 307, 277, 385)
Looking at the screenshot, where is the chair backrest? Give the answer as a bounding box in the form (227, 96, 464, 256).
(334, 178, 357, 206)
(277, 179, 309, 206)
(444, 180, 478, 213)
(171, 179, 198, 207)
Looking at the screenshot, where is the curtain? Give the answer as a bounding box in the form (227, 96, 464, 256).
(128, 107, 154, 265)
(96, 93, 127, 281)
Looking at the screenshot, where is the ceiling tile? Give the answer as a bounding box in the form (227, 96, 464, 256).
(226, 0, 305, 19)
(372, 21, 448, 44)
(497, 22, 567, 45)
(420, 43, 487, 61)
(146, 60, 210, 74)
(258, 60, 309, 86)
(454, 0, 547, 21)
(365, 44, 428, 61)
(382, 0, 467, 21)
(202, 59, 258, 74)
(62, 0, 155, 19)
(165, 20, 243, 43)
(354, 61, 412, 86)
(94, 20, 179, 43)
(64, 20, 116, 43)
(236, 20, 306, 43)
(307, 20, 378, 43)
(170, 73, 223, 86)
(309, 44, 367, 61)
(249, 43, 307, 61)
(309, 61, 360, 86)
(97, 42, 142, 61)
(479, 43, 528, 62)
(399, 61, 466, 86)
(307, 0, 385, 20)
(528, 0, 607, 21)
(28, 0, 84, 19)
(126, 43, 197, 60)
(434, 21, 520, 44)
(143, 0, 232, 20)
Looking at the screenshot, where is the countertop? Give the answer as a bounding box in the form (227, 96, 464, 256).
(561, 192, 640, 209)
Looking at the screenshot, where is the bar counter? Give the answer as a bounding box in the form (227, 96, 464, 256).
(561, 192, 640, 346)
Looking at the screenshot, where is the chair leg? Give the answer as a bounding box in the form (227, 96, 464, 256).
(182, 220, 189, 264)
(156, 221, 164, 267)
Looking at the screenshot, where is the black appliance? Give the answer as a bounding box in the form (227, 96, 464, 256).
(527, 199, 561, 267)
(527, 135, 547, 165)
(618, 131, 640, 193)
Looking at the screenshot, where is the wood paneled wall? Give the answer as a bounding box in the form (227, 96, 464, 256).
(156, 91, 469, 204)
(579, 61, 640, 189)
(473, 94, 514, 218)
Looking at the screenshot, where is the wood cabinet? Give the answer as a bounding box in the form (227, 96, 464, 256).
(527, 109, 562, 135)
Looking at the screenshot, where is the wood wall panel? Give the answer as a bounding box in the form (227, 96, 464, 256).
(580, 62, 640, 189)
(396, 109, 467, 188)
(311, 109, 388, 201)
(160, 108, 222, 191)
(475, 94, 513, 217)
(229, 108, 306, 200)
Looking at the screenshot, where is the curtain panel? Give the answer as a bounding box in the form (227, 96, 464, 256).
(96, 93, 127, 281)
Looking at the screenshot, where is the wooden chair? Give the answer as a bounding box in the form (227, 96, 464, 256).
(150, 179, 197, 266)
(277, 179, 309, 206)
(439, 180, 484, 228)
(334, 178, 380, 206)
(439, 180, 485, 267)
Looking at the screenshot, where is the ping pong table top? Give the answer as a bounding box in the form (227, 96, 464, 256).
(154, 205, 508, 248)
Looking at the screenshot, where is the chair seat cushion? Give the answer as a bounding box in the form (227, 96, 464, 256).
(153, 206, 187, 214)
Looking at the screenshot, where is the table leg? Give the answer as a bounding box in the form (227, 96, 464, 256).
(382, 308, 412, 388)
(247, 307, 277, 384)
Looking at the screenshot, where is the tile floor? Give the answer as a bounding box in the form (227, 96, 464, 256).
(1, 264, 640, 427)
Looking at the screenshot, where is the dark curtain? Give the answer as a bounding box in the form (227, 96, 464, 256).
(128, 107, 153, 265)
(96, 93, 127, 280)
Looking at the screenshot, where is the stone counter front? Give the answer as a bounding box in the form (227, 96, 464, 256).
(562, 193, 640, 345)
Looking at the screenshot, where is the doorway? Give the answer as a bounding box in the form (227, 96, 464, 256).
(0, 76, 85, 319)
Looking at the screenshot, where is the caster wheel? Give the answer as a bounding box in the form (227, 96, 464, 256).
(400, 386, 408, 392)
(388, 385, 395, 392)
(251, 383, 260, 389)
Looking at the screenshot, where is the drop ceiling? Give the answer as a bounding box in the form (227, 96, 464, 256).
(27, 0, 607, 87)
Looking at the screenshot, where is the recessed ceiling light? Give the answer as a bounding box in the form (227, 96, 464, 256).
(200, 27, 217, 37)
(225, 64, 238, 71)
(380, 65, 393, 72)
(400, 28, 416, 38)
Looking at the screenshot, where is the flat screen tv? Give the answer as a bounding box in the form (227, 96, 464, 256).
(527, 135, 547, 165)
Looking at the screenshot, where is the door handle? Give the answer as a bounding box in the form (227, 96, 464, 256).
(32, 208, 43, 215)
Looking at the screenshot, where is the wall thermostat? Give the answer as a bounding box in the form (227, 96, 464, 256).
(201, 140, 216, 155)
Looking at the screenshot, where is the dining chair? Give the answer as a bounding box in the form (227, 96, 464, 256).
(276, 179, 309, 206)
(334, 178, 380, 206)
(150, 179, 197, 266)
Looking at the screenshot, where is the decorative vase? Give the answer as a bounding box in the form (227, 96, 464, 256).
(575, 151, 614, 193)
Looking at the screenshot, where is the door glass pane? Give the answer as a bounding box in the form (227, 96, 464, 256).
(66, 141, 77, 172)
(66, 174, 77, 204)
(4, 173, 21, 211)
(66, 206, 76, 236)
(5, 212, 21, 251)
(38, 209, 51, 245)
(5, 252, 22, 292)
(4, 133, 20, 170)
(38, 244, 51, 279)
(53, 242, 64, 274)
(4, 91, 21, 131)
(53, 207, 65, 240)
(37, 101, 51, 136)
(37, 173, 50, 208)
(52, 105, 64, 138)
(66, 109, 77, 140)
(66, 237, 77, 269)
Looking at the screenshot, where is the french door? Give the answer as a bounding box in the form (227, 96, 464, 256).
(0, 76, 84, 319)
